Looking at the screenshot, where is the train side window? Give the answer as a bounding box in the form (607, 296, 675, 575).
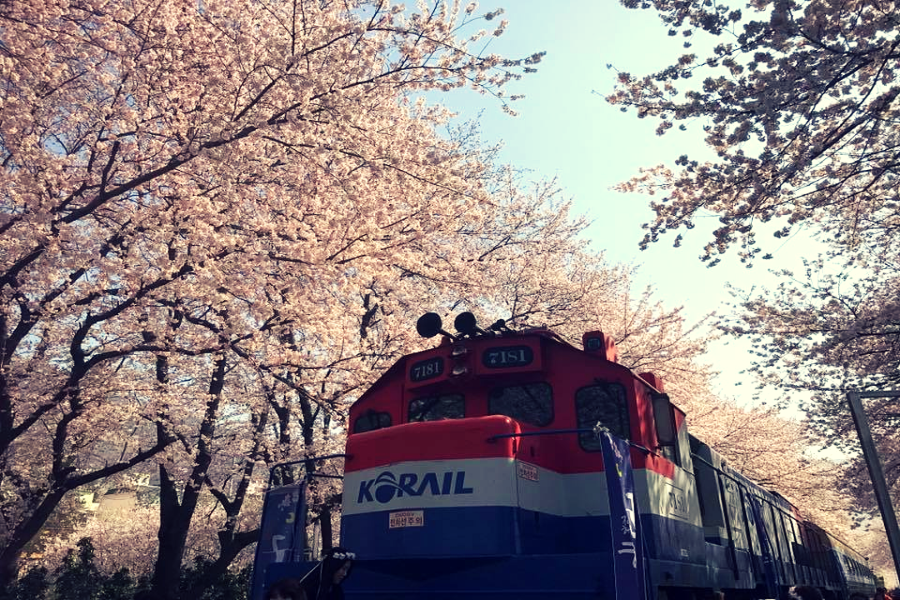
(575, 382, 629, 451)
(790, 519, 806, 566)
(650, 391, 679, 465)
(408, 394, 464, 422)
(488, 382, 553, 427)
(353, 410, 392, 433)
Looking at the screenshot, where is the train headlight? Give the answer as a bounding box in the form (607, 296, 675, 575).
(454, 312, 479, 336)
(416, 313, 457, 340)
(417, 312, 443, 338)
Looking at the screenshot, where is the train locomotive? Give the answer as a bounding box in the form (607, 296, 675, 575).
(252, 313, 877, 600)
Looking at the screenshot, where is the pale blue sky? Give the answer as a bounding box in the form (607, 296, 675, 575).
(435, 2, 817, 400)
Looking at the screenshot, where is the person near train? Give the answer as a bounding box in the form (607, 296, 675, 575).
(788, 585, 824, 600)
(302, 547, 355, 600)
(875, 587, 894, 600)
(265, 578, 307, 600)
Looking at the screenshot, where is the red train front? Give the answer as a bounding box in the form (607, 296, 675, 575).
(254, 312, 876, 600)
(339, 313, 699, 598)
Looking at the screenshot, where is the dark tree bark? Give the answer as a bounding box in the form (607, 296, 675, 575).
(0, 260, 190, 588)
(0, 437, 171, 588)
(150, 353, 227, 600)
(184, 397, 270, 599)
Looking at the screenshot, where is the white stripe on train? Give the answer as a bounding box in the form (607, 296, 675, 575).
(341, 457, 702, 528)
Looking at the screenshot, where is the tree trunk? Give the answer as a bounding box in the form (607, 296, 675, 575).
(0, 487, 66, 589)
(150, 354, 226, 600)
(186, 397, 270, 598)
(183, 528, 260, 598)
(0, 423, 172, 589)
(319, 505, 334, 552)
(150, 463, 193, 600)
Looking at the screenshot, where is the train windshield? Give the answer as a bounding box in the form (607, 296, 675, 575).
(353, 410, 392, 433)
(575, 382, 630, 450)
(488, 382, 553, 426)
(408, 394, 465, 422)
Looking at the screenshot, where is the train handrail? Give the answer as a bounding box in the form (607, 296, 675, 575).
(267, 453, 349, 489)
(486, 428, 593, 441)
(485, 428, 654, 455)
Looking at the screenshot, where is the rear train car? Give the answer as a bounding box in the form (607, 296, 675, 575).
(252, 314, 876, 600)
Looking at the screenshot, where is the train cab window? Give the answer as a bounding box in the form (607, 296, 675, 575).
(408, 394, 464, 422)
(650, 391, 679, 464)
(353, 410, 392, 433)
(488, 382, 553, 427)
(575, 382, 629, 451)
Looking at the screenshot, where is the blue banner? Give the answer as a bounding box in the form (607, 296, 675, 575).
(747, 493, 779, 598)
(250, 483, 307, 600)
(600, 431, 647, 600)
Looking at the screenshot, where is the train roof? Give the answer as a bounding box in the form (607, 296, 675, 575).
(349, 321, 668, 414)
(689, 434, 871, 563)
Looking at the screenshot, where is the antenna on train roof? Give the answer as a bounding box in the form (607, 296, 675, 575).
(416, 313, 457, 340)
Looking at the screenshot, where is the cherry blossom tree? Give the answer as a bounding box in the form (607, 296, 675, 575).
(5, 0, 888, 591)
(609, 0, 900, 566)
(609, 0, 900, 267)
(720, 268, 900, 553)
(36, 504, 161, 577)
(0, 0, 547, 590)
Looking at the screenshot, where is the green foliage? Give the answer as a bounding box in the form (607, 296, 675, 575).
(180, 557, 251, 600)
(1, 566, 51, 600)
(55, 538, 104, 600)
(98, 569, 139, 600)
(3, 538, 250, 600)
